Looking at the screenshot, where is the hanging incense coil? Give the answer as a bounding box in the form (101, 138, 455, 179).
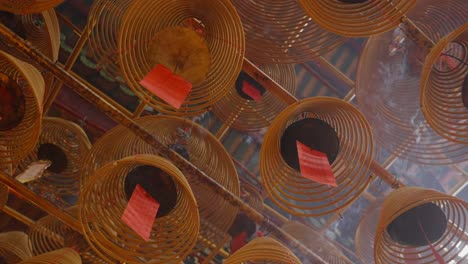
(0, 0, 63, 14)
(0, 10, 59, 98)
(81, 115, 240, 235)
(420, 24, 468, 145)
(355, 199, 384, 264)
(19, 248, 81, 264)
(280, 221, 350, 264)
(374, 187, 468, 264)
(231, 0, 345, 64)
(117, 0, 244, 115)
(224, 237, 302, 264)
(17, 117, 91, 200)
(29, 207, 106, 264)
(260, 97, 374, 216)
(298, 0, 417, 37)
(79, 155, 199, 263)
(356, 0, 468, 164)
(0, 51, 44, 168)
(0, 231, 33, 262)
(213, 64, 296, 132)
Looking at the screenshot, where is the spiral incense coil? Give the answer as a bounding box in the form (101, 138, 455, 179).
(260, 97, 374, 216)
(0, 0, 63, 14)
(0, 51, 44, 167)
(355, 199, 383, 264)
(420, 24, 468, 145)
(19, 248, 81, 264)
(79, 155, 199, 263)
(118, 0, 245, 116)
(0, 10, 60, 97)
(356, 0, 468, 164)
(374, 187, 468, 264)
(29, 207, 106, 264)
(298, 0, 417, 37)
(280, 221, 350, 264)
(0, 231, 33, 262)
(18, 117, 91, 198)
(224, 237, 302, 264)
(212, 64, 296, 132)
(81, 115, 240, 234)
(231, 0, 345, 64)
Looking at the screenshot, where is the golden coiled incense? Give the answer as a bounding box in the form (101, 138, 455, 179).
(19, 248, 81, 264)
(0, 0, 63, 14)
(0, 231, 33, 262)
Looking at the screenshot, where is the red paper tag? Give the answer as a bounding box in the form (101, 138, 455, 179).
(122, 184, 160, 241)
(242, 81, 262, 102)
(296, 141, 337, 187)
(230, 231, 247, 254)
(139, 64, 192, 109)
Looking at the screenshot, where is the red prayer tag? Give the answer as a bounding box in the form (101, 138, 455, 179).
(139, 64, 192, 109)
(230, 231, 248, 254)
(242, 81, 262, 102)
(122, 184, 160, 241)
(296, 141, 337, 187)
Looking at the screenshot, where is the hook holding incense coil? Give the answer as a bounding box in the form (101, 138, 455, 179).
(224, 237, 302, 264)
(298, 0, 417, 37)
(260, 97, 374, 216)
(420, 23, 468, 145)
(79, 154, 199, 263)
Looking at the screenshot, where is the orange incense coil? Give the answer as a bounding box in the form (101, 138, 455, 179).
(29, 207, 106, 264)
(0, 0, 63, 14)
(212, 64, 296, 132)
(118, 0, 245, 115)
(420, 23, 468, 145)
(298, 0, 417, 37)
(356, 0, 468, 164)
(79, 155, 199, 263)
(355, 199, 383, 264)
(260, 97, 374, 216)
(0, 51, 44, 168)
(281, 221, 351, 264)
(231, 0, 345, 64)
(17, 117, 91, 199)
(224, 237, 302, 264)
(80, 115, 240, 235)
(19, 248, 81, 264)
(374, 187, 468, 264)
(0, 231, 33, 262)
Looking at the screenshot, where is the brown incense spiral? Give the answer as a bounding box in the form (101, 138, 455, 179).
(260, 97, 374, 216)
(231, 0, 345, 64)
(0, 0, 63, 14)
(19, 248, 81, 264)
(79, 155, 199, 263)
(0, 231, 32, 262)
(298, 0, 417, 37)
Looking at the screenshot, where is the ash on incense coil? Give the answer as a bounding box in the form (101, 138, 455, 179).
(231, 0, 345, 64)
(224, 237, 302, 264)
(17, 117, 91, 200)
(420, 24, 468, 145)
(0, 231, 33, 263)
(80, 115, 240, 235)
(280, 221, 351, 264)
(212, 64, 296, 132)
(356, 0, 468, 164)
(0, 51, 44, 169)
(28, 207, 107, 264)
(19, 248, 81, 264)
(117, 0, 244, 115)
(79, 155, 199, 263)
(298, 0, 417, 37)
(374, 187, 468, 264)
(260, 97, 374, 216)
(0, 0, 63, 14)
